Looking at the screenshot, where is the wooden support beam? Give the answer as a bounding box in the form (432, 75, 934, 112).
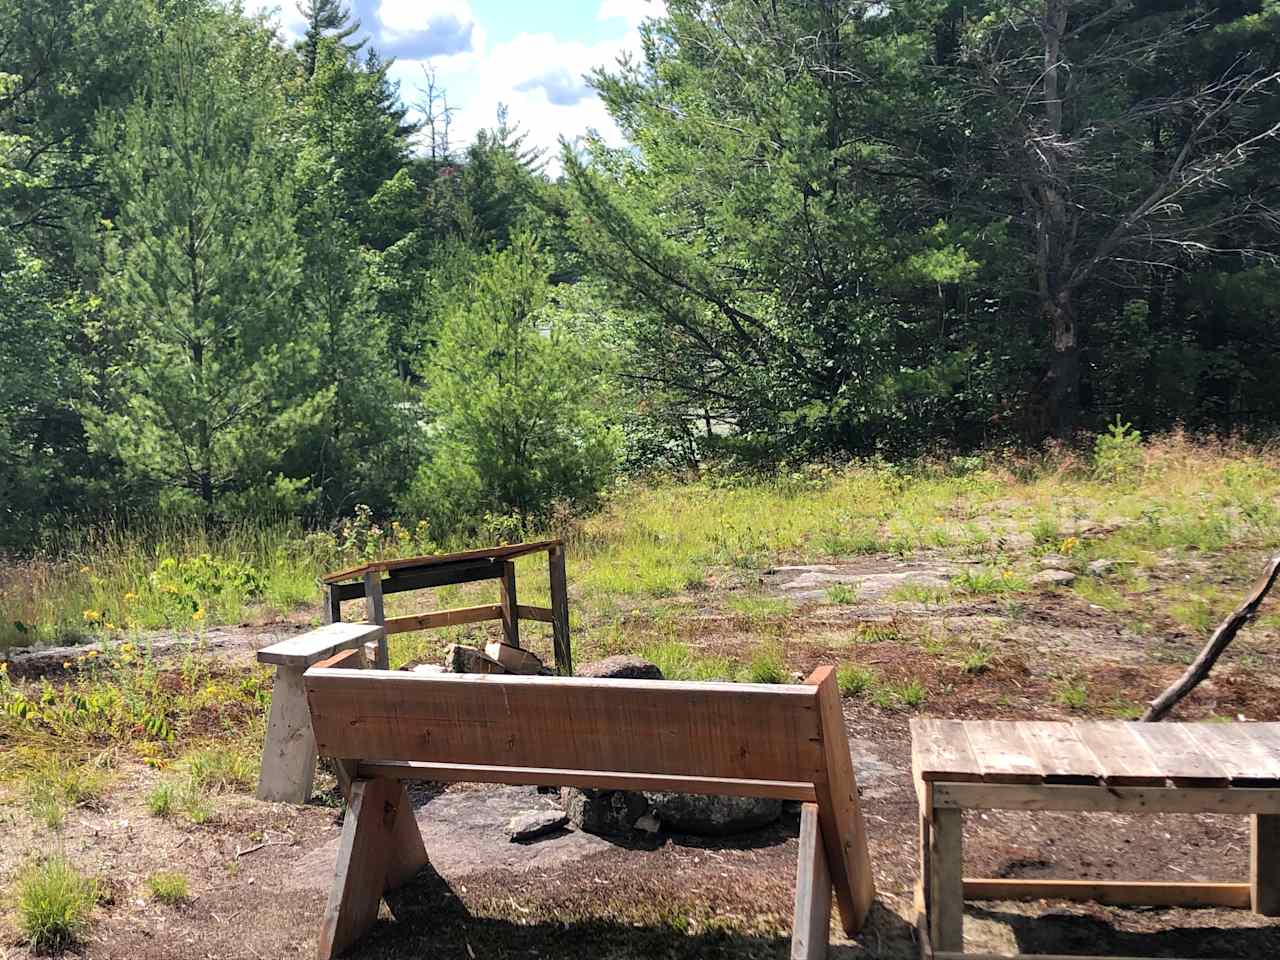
(1253, 814, 1280, 915)
(933, 782, 1280, 815)
(354, 760, 819, 802)
(257, 664, 317, 803)
(362, 571, 388, 669)
(516, 604, 555, 623)
(807, 667, 874, 935)
(498, 560, 518, 648)
(384, 605, 502, 634)
(791, 803, 832, 960)
(929, 807, 964, 953)
(549, 545, 572, 676)
(964, 878, 1252, 908)
(323, 582, 342, 624)
(331, 560, 503, 601)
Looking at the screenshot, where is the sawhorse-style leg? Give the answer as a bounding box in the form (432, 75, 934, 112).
(918, 778, 963, 954)
(791, 803, 833, 959)
(318, 777, 429, 960)
(257, 664, 316, 802)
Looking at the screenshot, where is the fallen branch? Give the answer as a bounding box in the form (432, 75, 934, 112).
(1141, 554, 1280, 722)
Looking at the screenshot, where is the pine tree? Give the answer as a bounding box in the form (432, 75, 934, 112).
(87, 4, 317, 512)
(297, 0, 363, 78)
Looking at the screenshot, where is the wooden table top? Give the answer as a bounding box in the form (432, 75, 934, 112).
(911, 718, 1280, 788)
(321, 539, 562, 584)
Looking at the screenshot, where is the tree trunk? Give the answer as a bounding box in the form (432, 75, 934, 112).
(1043, 293, 1080, 439)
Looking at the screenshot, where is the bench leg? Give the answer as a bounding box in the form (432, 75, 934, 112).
(319, 777, 428, 960)
(791, 803, 832, 959)
(1252, 814, 1280, 916)
(362, 571, 389, 669)
(257, 664, 316, 803)
(929, 805, 964, 953)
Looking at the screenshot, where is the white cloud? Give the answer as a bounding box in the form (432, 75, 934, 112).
(254, 1, 310, 45)
(597, 0, 666, 30)
(376, 0, 480, 58)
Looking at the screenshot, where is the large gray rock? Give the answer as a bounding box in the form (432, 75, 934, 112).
(577, 655, 664, 680)
(643, 792, 782, 837)
(444, 644, 507, 674)
(507, 809, 568, 843)
(560, 787, 650, 838)
(1030, 568, 1076, 587)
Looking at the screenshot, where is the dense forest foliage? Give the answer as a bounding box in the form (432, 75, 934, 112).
(2, 0, 1279, 549)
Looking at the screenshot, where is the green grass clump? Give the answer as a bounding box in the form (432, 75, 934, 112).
(23, 761, 109, 830)
(871, 678, 928, 708)
(182, 743, 256, 794)
(1055, 677, 1089, 710)
(725, 595, 790, 621)
(1030, 515, 1061, 546)
(146, 871, 189, 905)
(836, 664, 875, 696)
(953, 567, 1026, 596)
(146, 782, 175, 817)
(960, 645, 994, 674)
(889, 583, 952, 605)
(14, 858, 98, 952)
(638, 640, 734, 682)
(741, 644, 787, 684)
(825, 584, 858, 604)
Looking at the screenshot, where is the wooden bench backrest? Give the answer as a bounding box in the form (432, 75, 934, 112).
(304, 668, 825, 787)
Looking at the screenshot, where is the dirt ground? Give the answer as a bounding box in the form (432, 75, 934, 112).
(4, 552, 1280, 959)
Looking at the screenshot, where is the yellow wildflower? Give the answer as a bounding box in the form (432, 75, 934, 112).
(124, 592, 138, 603)
(79, 566, 90, 574)
(86, 650, 98, 659)
(83, 608, 100, 622)
(106, 622, 116, 631)
(192, 608, 205, 622)
(62, 661, 72, 669)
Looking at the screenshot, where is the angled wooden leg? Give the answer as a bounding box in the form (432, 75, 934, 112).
(362, 572, 388, 669)
(929, 805, 964, 954)
(1252, 814, 1280, 916)
(915, 776, 932, 939)
(256, 664, 316, 803)
(318, 778, 426, 960)
(791, 803, 832, 960)
(548, 545, 572, 676)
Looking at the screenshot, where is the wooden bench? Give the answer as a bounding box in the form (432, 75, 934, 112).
(255, 623, 385, 802)
(303, 659, 876, 959)
(911, 718, 1280, 960)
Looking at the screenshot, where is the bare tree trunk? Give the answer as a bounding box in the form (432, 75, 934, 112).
(1044, 294, 1080, 438)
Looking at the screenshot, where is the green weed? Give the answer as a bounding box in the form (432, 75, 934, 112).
(825, 584, 859, 605)
(953, 567, 1026, 596)
(146, 871, 189, 905)
(14, 858, 97, 952)
(741, 644, 787, 684)
(1055, 678, 1089, 710)
(147, 782, 175, 817)
(836, 665, 875, 696)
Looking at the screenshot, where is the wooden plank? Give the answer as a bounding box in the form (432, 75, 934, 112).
(934, 782, 1280, 815)
(516, 604, 555, 624)
(808, 666, 874, 935)
(959, 721, 1043, 784)
(548, 544, 572, 676)
(306, 670, 825, 784)
(331, 560, 504, 602)
(355, 761, 818, 801)
(323, 582, 342, 624)
(362, 571, 388, 670)
(257, 623, 385, 668)
(790, 803, 831, 960)
(964, 878, 1251, 908)
(1253, 814, 1280, 915)
(498, 560, 519, 647)
(1018, 722, 1103, 784)
(256, 665, 317, 803)
(929, 806, 964, 953)
(384, 605, 502, 634)
(1128, 722, 1230, 786)
(323, 540, 562, 583)
(313, 647, 366, 671)
(911, 719, 984, 783)
(1073, 722, 1166, 786)
(1184, 723, 1280, 786)
(318, 778, 398, 959)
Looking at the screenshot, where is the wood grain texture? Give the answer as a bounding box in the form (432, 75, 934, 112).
(911, 719, 984, 783)
(1184, 723, 1280, 786)
(498, 560, 518, 648)
(1253, 814, 1280, 915)
(1128, 722, 1229, 786)
(807, 666, 875, 935)
(384, 605, 502, 634)
(257, 622, 384, 667)
(934, 782, 1280, 814)
(515, 604, 555, 623)
(1019, 721, 1102, 784)
(548, 544, 572, 676)
(323, 583, 342, 624)
(964, 878, 1251, 908)
(331, 560, 504, 602)
(960, 721, 1043, 783)
(323, 540, 562, 583)
(1072, 723, 1166, 786)
(929, 806, 964, 953)
(256, 665, 317, 803)
(790, 803, 831, 960)
(362, 572, 388, 670)
(306, 669, 825, 783)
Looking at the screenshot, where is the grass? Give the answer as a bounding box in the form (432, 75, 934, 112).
(889, 583, 952, 605)
(960, 645, 995, 674)
(23, 760, 109, 830)
(146, 782, 175, 817)
(146, 871, 190, 905)
(836, 664, 875, 696)
(953, 567, 1027, 596)
(871, 678, 928, 709)
(825, 584, 859, 604)
(1055, 677, 1089, 710)
(14, 858, 98, 951)
(637, 640, 734, 682)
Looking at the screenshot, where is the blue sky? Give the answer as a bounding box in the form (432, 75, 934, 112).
(256, 0, 665, 167)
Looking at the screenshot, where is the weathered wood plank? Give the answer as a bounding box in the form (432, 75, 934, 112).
(362, 571, 388, 670)
(323, 540, 561, 583)
(323, 582, 342, 624)
(959, 721, 1043, 784)
(1019, 721, 1103, 784)
(934, 781, 1280, 814)
(1128, 722, 1229, 786)
(384, 605, 502, 634)
(1184, 723, 1280, 786)
(790, 803, 831, 960)
(331, 560, 504, 602)
(498, 560, 518, 648)
(808, 666, 874, 935)
(257, 665, 317, 803)
(964, 877, 1251, 908)
(257, 622, 385, 668)
(516, 604, 555, 624)
(1073, 723, 1166, 787)
(911, 719, 984, 783)
(929, 805, 964, 953)
(549, 544, 572, 676)
(307, 670, 825, 784)
(1253, 814, 1280, 915)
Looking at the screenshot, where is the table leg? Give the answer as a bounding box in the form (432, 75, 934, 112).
(256, 664, 316, 803)
(930, 803, 964, 953)
(1252, 813, 1280, 915)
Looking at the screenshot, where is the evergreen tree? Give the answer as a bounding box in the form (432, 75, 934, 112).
(87, 3, 317, 513)
(408, 233, 619, 533)
(297, 0, 363, 79)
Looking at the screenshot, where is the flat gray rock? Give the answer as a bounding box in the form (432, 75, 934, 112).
(1030, 568, 1077, 587)
(577, 655, 664, 680)
(643, 792, 781, 836)
(508, 808, 568, 842)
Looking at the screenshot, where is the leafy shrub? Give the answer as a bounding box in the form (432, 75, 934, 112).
(14, 858, 97, 951)
(149, 553, 263, 623)
(1093, 418, 1143, 482)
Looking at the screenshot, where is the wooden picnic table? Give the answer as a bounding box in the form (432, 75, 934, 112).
(912, 718, 1280, 960)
